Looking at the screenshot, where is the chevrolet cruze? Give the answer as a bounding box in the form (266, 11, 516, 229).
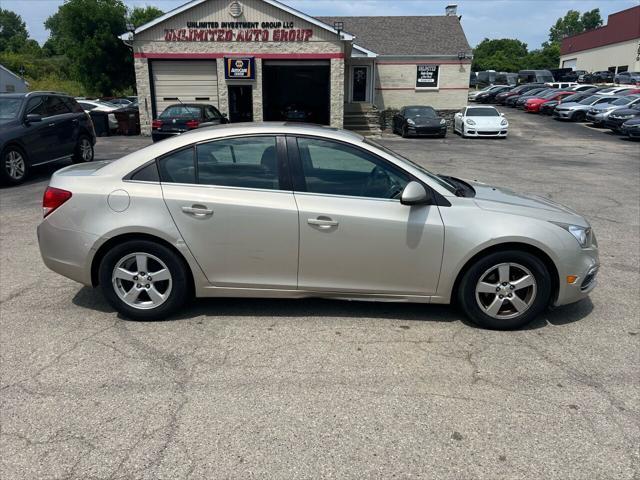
(37, 124, 599, 330)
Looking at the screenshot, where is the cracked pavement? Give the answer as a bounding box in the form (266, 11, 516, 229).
(1, 110, 639, 479)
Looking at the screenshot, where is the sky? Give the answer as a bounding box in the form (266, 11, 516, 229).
(3, 0, 639, 49)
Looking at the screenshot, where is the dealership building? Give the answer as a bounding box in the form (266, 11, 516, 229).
(559, 5, 640, 74)
(121, 0, 472, 135)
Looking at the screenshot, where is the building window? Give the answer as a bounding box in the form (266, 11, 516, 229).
(617, 66, 628, 73)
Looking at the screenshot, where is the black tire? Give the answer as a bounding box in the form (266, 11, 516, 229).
(572, 111, 586, 122)
(72, 135, 94, 163)
(99, 240, 190, 321)
(0, 145, 29, 185)
(457, 250, 552, 330)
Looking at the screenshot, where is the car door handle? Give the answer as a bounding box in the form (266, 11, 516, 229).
(48, 122, 56, 127)
(308, 216, 339, 228)
(182, 205, 213, 217)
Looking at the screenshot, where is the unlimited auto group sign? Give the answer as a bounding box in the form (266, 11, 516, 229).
(164, 21, 314, 42)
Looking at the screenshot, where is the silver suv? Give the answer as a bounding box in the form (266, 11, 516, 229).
(553, 95, 620, 121)
(38, 124, 599, 330)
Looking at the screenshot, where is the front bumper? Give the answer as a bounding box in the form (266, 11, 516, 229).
(622, 125, 640, 138)
(586, 112, 606, 125)
(406, 125, 447, 137)
(553, 109, 576, 120)
(554, 246, 600, 307)
(463, 125, 508, 137)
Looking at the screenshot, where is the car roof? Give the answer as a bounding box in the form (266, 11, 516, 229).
(402, 105, 435, 109)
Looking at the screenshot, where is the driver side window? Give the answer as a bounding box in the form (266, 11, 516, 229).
(296, 137, 409, 199)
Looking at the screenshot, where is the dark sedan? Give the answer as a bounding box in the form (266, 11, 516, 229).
(605, 104, 640, 132)
(509, 88, 552, 108)
(151, 104, 228, 142)
(392, 106, 447, 138)
(474, 86, 512, 104)
(621, 117, 640, 139)
(494, 84, 543, 105)
(1, 92, 96, 185)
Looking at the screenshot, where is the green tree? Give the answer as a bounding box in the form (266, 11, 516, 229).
(526, 42, 561, 70)
(472, 38, 528, 71)
(0, 9, 28, 53)
(45, 0, 133, 96)
(581, 9, 603, 30)
(128, 6, 164, 29)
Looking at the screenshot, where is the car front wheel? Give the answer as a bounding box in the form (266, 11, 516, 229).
(73, 135, 94, 163)
(0, 146, 29, 185)
(457, 250, 552, 330)
(99, 240, 190, 320)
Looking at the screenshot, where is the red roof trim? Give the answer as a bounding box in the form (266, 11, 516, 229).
(561, 6, 640, 55)
(134, 52, 344, 59)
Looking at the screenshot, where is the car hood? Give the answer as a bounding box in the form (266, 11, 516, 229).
(466, 116, 504, 127)
(609, 108, 640, 117)
(468, 180, 588, 226)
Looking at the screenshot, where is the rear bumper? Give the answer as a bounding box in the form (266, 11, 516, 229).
(37, 220, 97, 286)
(152, 130, 183, 142)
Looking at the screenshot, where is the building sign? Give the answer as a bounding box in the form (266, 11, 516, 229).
(416, 64, 439, 88)
(225, 57, 255, 80)
(165, 21, 313, 42)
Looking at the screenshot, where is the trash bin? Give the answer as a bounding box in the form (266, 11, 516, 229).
(89, 111, 110, 137)
(114, 108, 140, 136)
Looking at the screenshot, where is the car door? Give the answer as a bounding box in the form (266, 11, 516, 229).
(289, 136, 444, 295)
(43, 95, 76, 158)
(21, 95, 56, 164)
(160, 135, 299, 289)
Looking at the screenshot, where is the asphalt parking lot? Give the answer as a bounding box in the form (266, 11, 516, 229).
(1, 109, 639, 479)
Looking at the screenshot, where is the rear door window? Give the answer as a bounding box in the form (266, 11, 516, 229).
(158, 147, 196, 184)
(196, 136, 280, 190)
(44, 96, 72, 117)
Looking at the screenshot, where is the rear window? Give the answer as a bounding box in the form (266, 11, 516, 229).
(63, 97, 85, 113)
(160, 105, 203, 119)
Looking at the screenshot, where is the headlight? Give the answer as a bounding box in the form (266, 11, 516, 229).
(407, 119, 415, 125)
(440, 118, 446, 125)
(466, 119, 476, 125)
(550, 222, 592, 248)
(500, 119, 508, 126)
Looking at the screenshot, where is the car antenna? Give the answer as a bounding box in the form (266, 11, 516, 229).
(174, 97, 198, 120)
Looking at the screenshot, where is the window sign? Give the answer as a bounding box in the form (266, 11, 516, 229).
(416, 64, 439, 89)
(225, 57, 255, 80)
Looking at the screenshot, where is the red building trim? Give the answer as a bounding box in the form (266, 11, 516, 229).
(134, 52, 344, 59)
(561, 6, 640, 55)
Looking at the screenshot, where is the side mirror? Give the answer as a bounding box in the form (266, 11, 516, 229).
(25, 114, 42, 123)
(500, 113, 505, 116)
(222, 113, 228, 117)
(401, 181, 431, 206)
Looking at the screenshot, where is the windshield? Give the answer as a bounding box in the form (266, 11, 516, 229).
(467, 107, 499, 117)
(404, 107, 436, 118)
(0, 97, 23, 123)
(563, 93, 586, 102)
(579, 95, 602, 105)
(524, 88, 544, 96)
(160, 105, 202, 118)
(612, 96, 637, 105)
(364, 139, 457, 193)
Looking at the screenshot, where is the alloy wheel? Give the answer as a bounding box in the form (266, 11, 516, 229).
(5, 150, 26, 180)
(475, 262, 537, 320)
(112, 252, 172, 310)
(80, 138, 93, 162)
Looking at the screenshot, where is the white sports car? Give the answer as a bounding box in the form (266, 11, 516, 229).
(453, 106, 509, 138)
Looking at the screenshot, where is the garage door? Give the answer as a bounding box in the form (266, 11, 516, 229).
(562, 58, 577, 70)
(151, 60, 218, 116)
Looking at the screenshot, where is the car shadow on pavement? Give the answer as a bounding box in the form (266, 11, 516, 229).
(71, 286, 594, 330)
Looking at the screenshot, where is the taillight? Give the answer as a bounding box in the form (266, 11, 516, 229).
(186, 119, 200, 129)
(152, 120, 162, 129)
(43, 187, 72, 218)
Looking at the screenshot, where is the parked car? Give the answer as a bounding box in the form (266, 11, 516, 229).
(76, 99, 119, 131)
(518, 70, 554, 84)
(37, 123, 599, 330)
(539, 92, 593, 115)
(392, 106, 447, 138)
(586, 95, 640, 126)
(577, 72, 589, 83)
(569, 84, 598, 92)
(453, 106, 508, 138)
(151, 103, 228, 142)
(545, 82, 579, 89)
(614, 71, 640, 85)
(0, 92, 96, 185)
(108, 98, 133, 106)
(494, 84, 542, 105)
(281, 104, 313, 122)
(564, 70, 588, 82)
(513, 88, 558, 108)
(474, 85, 512, 104)
(584, 71, 614, 83)
(597, 86, 634, 96)
(553, 95, 620, 122)
(621, 117, 640, 139)
(524, 91, 575, 113)
(604, 104, 640, 132)
(468, 85, 506, 102)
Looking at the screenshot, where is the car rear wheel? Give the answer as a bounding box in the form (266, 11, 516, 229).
(99, 240, 190, 320)
(457, 250, 552, 330)
(1, 146, 29, 185)
(72, 135, 94, 163)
